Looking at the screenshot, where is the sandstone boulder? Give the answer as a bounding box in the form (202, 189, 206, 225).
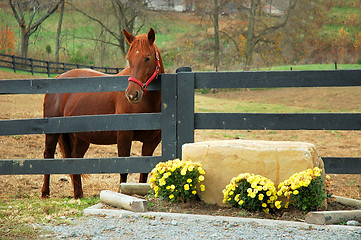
(182, 140, 325, 206)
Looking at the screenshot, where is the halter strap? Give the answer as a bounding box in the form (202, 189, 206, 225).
(128, 52, 160, 94)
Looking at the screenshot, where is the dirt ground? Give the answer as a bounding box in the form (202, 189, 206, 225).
(0, 69, 360, 212)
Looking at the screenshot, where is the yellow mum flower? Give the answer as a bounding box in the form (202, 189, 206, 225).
(293, 190, 299, 195)
(170, 184, 175, 190)
(198, 175, 205, 182)
(188, 165, 194, 171)
(200, 185, 205, 191)
(247, 188, 253, 193)
(275, 201, 282, 209)
(187, 178, 192, 183)
(169, 194, 174, 199)
(234, 194, 240, 202)
(198, 167, 205, 175)
(258, 193, 264, 201)
(266, 191, 272, 196)
(263, 208, 270, 214)
(238, 200, 244, 206)
(262, 203, 267, 208)
(184, 184, 190, 191)
(159, 178, 166, 186)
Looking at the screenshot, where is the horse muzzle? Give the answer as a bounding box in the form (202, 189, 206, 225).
(125, 87, 143, 104)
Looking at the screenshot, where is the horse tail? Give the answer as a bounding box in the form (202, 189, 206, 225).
(58, 133, 72, 159)
(58, 133, 90, 181)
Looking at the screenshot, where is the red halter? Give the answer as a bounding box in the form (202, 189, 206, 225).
(127, 52, 160, 94)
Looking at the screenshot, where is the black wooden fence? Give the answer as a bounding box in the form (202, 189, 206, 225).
(1, 69, 361, 175)
(0, 53, 122, 76)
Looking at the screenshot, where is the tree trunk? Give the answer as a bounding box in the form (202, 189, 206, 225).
(213, 0, 220, 71)
(55, 0, 65, 65)
(245, 0, 259, 70)
(20, 26, 29, 58)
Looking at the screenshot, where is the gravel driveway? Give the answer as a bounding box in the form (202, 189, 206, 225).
(38, 205, 361, 240)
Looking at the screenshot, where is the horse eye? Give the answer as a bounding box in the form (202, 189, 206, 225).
(145, 56, 151, 62)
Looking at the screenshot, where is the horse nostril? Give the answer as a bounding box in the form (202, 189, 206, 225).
(127, 90, 140, 102)
(134, 91, 139, 99)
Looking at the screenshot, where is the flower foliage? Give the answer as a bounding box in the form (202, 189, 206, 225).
(0, 25, 15, 54)
(222, 173, 279, 213)
(277, 167, 327, 211)
(223, 167, 331, 213)
(149, 159, 205, 203)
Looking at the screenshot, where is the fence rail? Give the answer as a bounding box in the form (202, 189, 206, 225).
(0, 69, 361, 175)
(0, 53, 122, 76)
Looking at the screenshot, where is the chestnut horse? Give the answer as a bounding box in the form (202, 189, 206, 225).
(42, 28, 164, 198)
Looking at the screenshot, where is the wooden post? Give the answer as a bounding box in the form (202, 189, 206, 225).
(11, 55, 16, 73)
(100, 190, 147, 212)
(176, 67, 194, 158)
(305, 210, 361, 225)
(46, 61, 50, 77)
(161, 73, 178, 160)
(333, 195, 361, 207)
(30, 58, 34, 75)
(120, 183, 152, 196)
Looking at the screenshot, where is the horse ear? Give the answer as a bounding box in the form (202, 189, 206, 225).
(123, 29, 135, 44)
(148, 28, 155, 44)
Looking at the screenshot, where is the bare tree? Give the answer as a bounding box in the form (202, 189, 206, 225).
(9, 0, 63, 58)
(55, 0, 65, 65)
(211, 0, 220, 71)
(70, 0, 146, 57)
(242, 0, 297, 69)
(194, 0, 224, 71)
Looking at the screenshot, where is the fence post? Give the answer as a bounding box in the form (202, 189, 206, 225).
(176, 67, 194, 159)
(30, 58, 34, 75)
(11, 55, 16, 73)
(161, 74, 178, 160)
(46, 61, 50, 77)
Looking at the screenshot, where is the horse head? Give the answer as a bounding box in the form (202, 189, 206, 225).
(123, 28, 164, 104)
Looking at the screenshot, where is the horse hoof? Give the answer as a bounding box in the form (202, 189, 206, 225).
(41, 193, 49, 199)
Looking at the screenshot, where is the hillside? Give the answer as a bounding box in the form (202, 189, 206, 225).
(0, 1, 360, 70)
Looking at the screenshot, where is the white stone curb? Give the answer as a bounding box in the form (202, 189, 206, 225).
(83, 203, 361, 232)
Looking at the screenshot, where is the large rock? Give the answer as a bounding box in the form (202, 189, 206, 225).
(182, 140, 325, 206)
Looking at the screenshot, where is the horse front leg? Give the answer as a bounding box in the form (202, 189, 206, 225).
(117, 131, 133, 186)
(42, 134, 60, 198)
(140, 131, 161, 183)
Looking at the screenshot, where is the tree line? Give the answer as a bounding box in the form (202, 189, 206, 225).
(5, 0, 330, 70)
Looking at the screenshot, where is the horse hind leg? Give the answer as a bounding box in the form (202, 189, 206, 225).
(42, 134, 60, 198)
(59, 133, 90, 199)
